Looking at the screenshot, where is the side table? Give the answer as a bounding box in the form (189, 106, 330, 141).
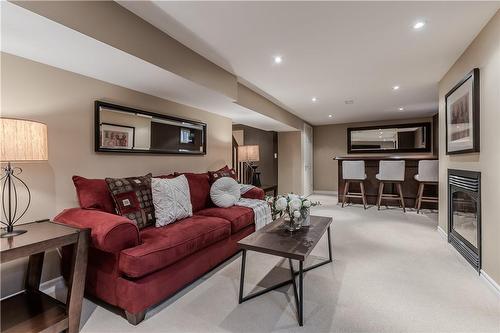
(1, 221, 89, 333)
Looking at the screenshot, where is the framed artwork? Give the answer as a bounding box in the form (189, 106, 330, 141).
(445, 68, 480, 154)
(100, 123, 135, 149)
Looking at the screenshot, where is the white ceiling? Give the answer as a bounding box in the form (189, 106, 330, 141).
(120, 1, 499, 125)
(0, 2, 296, 132)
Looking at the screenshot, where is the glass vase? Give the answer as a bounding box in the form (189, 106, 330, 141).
(283, 213, 302, 232)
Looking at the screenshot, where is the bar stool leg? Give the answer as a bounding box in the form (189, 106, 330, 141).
(360, 182, 367, 209)
(396, 183, 406, 213)
(377, 182, 384, 210)
(342, 181, 350, 208)
(416, 183, 425, 214)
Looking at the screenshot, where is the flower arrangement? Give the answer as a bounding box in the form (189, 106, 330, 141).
(266, 194, 320, 230)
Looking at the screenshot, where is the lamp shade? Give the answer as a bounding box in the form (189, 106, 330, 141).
(238, 145, 259, 162)
(1, 118, 48, 161)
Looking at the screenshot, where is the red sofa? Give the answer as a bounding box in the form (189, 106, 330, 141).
(55, 172, 264, 325)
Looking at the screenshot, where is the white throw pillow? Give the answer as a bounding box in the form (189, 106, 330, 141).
(152, 175, 193, 227)
(210, 177, 241, 208)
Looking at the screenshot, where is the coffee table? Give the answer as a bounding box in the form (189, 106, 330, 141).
(237, 215, 333, 326)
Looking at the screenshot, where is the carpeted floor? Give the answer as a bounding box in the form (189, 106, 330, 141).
(76, 194, 500, 332)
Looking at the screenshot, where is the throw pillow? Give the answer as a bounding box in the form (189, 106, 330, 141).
(208, 165, 238, 184)
(72, 176, 116, 214)
(210, 177, 241, 208)
(105, 174, 155, 229)
(152, 175, 193, 227)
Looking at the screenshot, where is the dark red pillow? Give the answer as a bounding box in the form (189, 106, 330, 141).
(105, 174, 155, 229)
(72, 176, 115, 214)
(208, 165, 238, 184)
(173, 172, 211, 212)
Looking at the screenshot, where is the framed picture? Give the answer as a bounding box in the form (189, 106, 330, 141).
(180, 128, 195, 144)
(445, 68, 480, 154)
(100, 123, 135, 149)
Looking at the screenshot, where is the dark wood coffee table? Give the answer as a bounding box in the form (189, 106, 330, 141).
(237, 215, 333, 326)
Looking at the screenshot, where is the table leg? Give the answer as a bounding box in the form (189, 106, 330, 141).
(239, 249, 247, 304)
(25, 252, 45, 290)
(288, 259, 300, 320)
(327, 226, 332, 263)
(66, 230, 89, 333)
(299, 260, 304, 326)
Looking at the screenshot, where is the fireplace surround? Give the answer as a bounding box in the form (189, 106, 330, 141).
(448, 169, 481, 271)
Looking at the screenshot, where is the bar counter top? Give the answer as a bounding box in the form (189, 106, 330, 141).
(334, 155, 437, 161)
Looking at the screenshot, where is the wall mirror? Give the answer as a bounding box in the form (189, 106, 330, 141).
(347, 122, 431, 153)
(95, 101, 206, 155)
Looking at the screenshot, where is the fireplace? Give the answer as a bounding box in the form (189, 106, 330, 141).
(448, 169, 481, 271)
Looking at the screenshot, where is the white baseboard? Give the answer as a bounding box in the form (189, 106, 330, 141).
(437, 226, 447, 239)
(313, 190, 337, 196)
(480, 270, 500, 296)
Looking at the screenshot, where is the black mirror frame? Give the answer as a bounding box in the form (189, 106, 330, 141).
(94, 100, 207, 155)
(347, 122, 432, 154)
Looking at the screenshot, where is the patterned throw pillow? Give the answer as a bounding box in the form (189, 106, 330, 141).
(105, 174, 155, 229)
(208, 165, 238, 184)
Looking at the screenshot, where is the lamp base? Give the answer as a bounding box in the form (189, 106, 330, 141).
(1, 228, 27, 238)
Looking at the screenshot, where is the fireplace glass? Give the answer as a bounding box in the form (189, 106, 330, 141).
(451, 191, 477, 248)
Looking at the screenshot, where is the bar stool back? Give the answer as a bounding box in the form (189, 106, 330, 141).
(414, 160, 438, 213)
(376, 160, 406, 212)
(341, 160, 367, 209)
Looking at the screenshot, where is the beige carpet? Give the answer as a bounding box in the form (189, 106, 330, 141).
(75, 194, 499, 332)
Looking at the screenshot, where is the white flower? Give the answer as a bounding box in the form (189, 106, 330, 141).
(267, 197, 274, 204)
(293, 210, 301, 218)
(303, 200, 311, 208)
(287, 193, 299, 200)
(275, 197, 288, 211)
(289, 198, 302, 211)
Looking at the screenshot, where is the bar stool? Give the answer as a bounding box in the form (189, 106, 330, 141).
(414, 160, 438, 214)
(376, 160, 406, 212)
(341, 160, 367, 209)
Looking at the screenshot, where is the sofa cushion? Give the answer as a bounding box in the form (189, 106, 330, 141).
(210, 177, 241, 208)
(197, 206, 254, 234)
(174, 172, 211, 212)
(152, 175, 193, 227)
(106, 174, 155, 229)
(72, 176, 115, 214)
(208, 165, 237, 184)
(119, 215, 231, 278)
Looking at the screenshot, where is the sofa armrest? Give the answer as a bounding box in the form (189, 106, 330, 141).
(54, 208, 140, 253)
(241, 187, 265, 200)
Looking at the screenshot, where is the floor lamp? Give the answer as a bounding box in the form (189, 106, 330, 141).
(0, 118, 48, 237)
(237, 145, 260, 186)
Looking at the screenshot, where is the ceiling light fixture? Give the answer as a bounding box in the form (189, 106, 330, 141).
(312, 97, 317, 102)
(393, 85, 400, 90)
(413, 21, 426, 30)
(328, 114, 333, 118)
(345, 99, 354, 105)
(273, 55, 283, 64)
(399, 107, 404, 111)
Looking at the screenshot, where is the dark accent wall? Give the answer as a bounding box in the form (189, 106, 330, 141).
(232, 124, 278, 186)
(432, 113, 439, 155)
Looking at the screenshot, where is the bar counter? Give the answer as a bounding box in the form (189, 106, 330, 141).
(334, 155, 438, 209)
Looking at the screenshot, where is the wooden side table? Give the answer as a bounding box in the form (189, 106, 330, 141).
(1, 221, 89, 333)
(259, 184, 278, 197)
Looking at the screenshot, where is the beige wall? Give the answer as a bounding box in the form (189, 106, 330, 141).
(313, 117, 435, 192)
(278, 131, 304, 195)
(438, 10, 500, 284)
(0, 53, 232, 297)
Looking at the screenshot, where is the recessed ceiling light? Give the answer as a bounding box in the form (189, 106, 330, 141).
(413, 21, 426, 30)
(273, 55, 283, 64)
(312, 97, 317, 102)
(393, 85, 400, 90)
(328, 114, 333, 118)
(398, 107, 404, 111)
